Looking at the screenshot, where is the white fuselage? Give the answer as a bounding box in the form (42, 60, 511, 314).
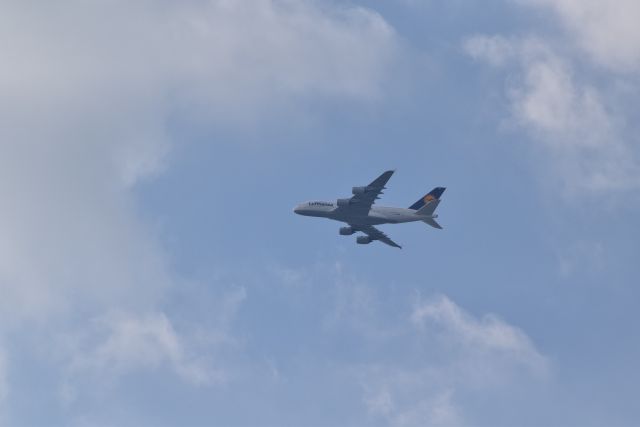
(293, 201, 429, 225)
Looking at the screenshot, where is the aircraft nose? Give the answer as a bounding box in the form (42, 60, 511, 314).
(293, 205, 300, 214)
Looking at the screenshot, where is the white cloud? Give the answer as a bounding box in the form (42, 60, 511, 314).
(521, 0, 640, 72)
(54, 284, 247, 410)
(0, 0, 399, 419)
(464, 35, 516, 67)
(466, 33, 640, 194)
(412, 295, 548, 378)
(273, 263, 548, 425)
(0, 0, 397, 129)
(363, 381, 462, 427)
(67, 311, 224, 388)
(393, 390, 461, 427)
(511, 57, 608, 141)
(0, 0, 398, 319)
(467, 35, 612, 143)
(356, 294, 547, 427)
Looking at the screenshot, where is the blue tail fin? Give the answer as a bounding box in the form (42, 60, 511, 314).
(409, 187, 446, 210)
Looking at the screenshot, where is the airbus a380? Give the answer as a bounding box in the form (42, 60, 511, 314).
(293, 170, 445, 248)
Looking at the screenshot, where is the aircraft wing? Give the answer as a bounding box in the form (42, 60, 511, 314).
(359, 225, 402, 249)
(349, 170, 394, 212)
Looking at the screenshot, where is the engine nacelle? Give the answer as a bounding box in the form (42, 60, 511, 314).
(336, 198, 353, 207)
(352, 186, 368, 195)
(339, 226, 355, 236)
(356, 236, 372, 244)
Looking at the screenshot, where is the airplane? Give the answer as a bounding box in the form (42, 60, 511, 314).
(293, 170, 445, 248)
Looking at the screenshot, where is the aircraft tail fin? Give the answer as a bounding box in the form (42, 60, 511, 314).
(422, 217, 443, 229)
(409, 187, 446, 210)
(416, 199, 440, 216)
(412, 187, 445, 229)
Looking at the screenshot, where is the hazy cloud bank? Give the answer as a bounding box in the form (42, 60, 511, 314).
(0, 0, 399, 418)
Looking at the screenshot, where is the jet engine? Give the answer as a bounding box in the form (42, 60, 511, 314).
(356, 236, 372, 244)
(336, 198, 353, 207)
(339, 226, 355, 235)
(351, 186, 369, 195)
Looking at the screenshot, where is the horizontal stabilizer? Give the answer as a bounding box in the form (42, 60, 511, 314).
(423, 217, 443, 229)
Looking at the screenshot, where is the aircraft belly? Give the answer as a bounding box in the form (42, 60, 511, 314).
(358, 217, 387, 225)
(347, 215, 387, 225)
(329, 211, 384, 225)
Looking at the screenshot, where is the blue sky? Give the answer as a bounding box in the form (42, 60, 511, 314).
(1, 1, 639, 426)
